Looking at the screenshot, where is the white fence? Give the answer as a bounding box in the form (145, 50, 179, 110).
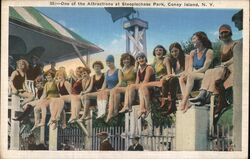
(57, 126, 85, 150)
(92, 126, 125, 151)
(209, 124, 233, 151)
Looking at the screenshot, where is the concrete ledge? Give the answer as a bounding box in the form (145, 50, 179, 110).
(176, 105, 210, 151)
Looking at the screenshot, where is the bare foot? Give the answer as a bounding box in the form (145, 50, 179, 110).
(30, 124, 39, 132)
(119, 107, 129, 113)
(62, 123, 67, 129)
(68, 118, 76, 124)
(179, 101, 185, 111)
(183, 103, 192, 113)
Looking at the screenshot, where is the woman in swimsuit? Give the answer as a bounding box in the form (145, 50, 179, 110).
(95, 55, 122, 122)
(190, 25, 239, 106)
(179, 31, 214, 113)
(9, 59, 35, 106)
(55, 70, 72, 128)
(31, 70, 64, 131)
(119, 52, 155, 118)
(67, 67, 91, 123)
(80, 61, 105, 121)
(136, 45, 167, 118)
(160, 42, 189, 114)
(106, 53, 137, 122)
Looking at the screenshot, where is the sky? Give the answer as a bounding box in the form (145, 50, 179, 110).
(36, 7, 242, 73)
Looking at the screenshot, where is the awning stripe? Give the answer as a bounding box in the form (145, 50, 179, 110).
(41, 14, 75, 39)
(9, 7, 26, 22)
(25, 7, 60, 35)
(14, 7, 42, 28)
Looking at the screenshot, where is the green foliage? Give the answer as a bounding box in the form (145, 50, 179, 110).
(181, 38, 194, 54)
(150, 98, 176, 128)
(212, 40, 222, 67)
(92, 110, 125, 128)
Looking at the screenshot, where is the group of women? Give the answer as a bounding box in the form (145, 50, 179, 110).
(10, 24, 239, 130)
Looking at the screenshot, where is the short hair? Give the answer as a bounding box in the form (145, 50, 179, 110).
(34, 76, 44, 85)
(219, 24, 232, 36)
(75, 66, 85, 74)
(192, 31, 212, 49)
(44, 70, 55, 78)
(16, 59, 29, 71)
(169, 42, 185, 70)
(82, 67, 91, 74)
(55, 70, 67, 79)
(120, 53, 135, 67)
(153, 45, 167, 56)
(136, 52, 147, 62)
(92, 61, 104, 69)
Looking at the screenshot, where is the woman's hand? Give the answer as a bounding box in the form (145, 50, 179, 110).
(12, 88, 18, 95)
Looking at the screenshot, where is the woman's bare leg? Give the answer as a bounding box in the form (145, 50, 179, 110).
(182, 72, 204, 111)
(120, 84, 137, 113)
(69, 95, 81, 122)
(138, 88, 146, 114)
(19, 92, 35, 106)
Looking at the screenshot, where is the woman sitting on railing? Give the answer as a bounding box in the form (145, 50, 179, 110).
(79, 61, 105, 121)
(135, 45, 167, 118)
(66, 66, 90, 123)
(190, 25, 239, 111)
(106, 53, 137, 122)
(179, 31, 214, 113)
(31, 70, 64, 130)
(119, 52, 155, 118)
(94, 55, 122, 121)
(55, 69, 72, 128)
(160, 42, 189, 115)
(12, 76, 44, 121)
(9, 59, 35, 106)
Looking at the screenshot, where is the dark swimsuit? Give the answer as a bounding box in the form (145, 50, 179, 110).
(58, 82, 69, 95)
(72, 79, 83, 95)
(13, 70, 25, 93)
(137, 65, 155, 83)
(91, 73, 105, 92)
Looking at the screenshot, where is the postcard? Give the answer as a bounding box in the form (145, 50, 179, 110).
(1, 0, 249, 159)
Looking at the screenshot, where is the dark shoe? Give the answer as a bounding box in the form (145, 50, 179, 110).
(196, 92, 211, 106)
(189, 90, 207, 103)
(12, 105, 33, 121)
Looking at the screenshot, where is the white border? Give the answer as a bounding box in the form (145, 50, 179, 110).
(1, 0, 249, 159)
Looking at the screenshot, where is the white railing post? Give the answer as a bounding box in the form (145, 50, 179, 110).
(10, 95, 21, 150)
(83, 109, 93, 150)
(40, 126, 45, 144)
(49, 125, 58, 150)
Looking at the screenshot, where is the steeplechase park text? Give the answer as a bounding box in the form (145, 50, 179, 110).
(49, 1, 215, 8)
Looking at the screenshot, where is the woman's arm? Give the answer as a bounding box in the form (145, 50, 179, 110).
(164, 56, 173, 75)
(135, 70, 139, 84)
(184, 54, 190, 71)
(9, 71, 19, 94)
(142, 66, 154, 83)
(39, 83, 48, 100)
(188, 50, 195, 73)
(82, 76, 94, 94)
(222, 58, 233, 67)
(100, 74, 107, 90)
(65, 81, 72, 95)
(115, 69, 123, 87)
(193, 49, 213, 73)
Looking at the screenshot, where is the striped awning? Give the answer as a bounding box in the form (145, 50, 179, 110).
(9, 7, 103, 63)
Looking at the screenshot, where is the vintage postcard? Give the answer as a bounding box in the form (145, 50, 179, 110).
(1, 0, 249, 159)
